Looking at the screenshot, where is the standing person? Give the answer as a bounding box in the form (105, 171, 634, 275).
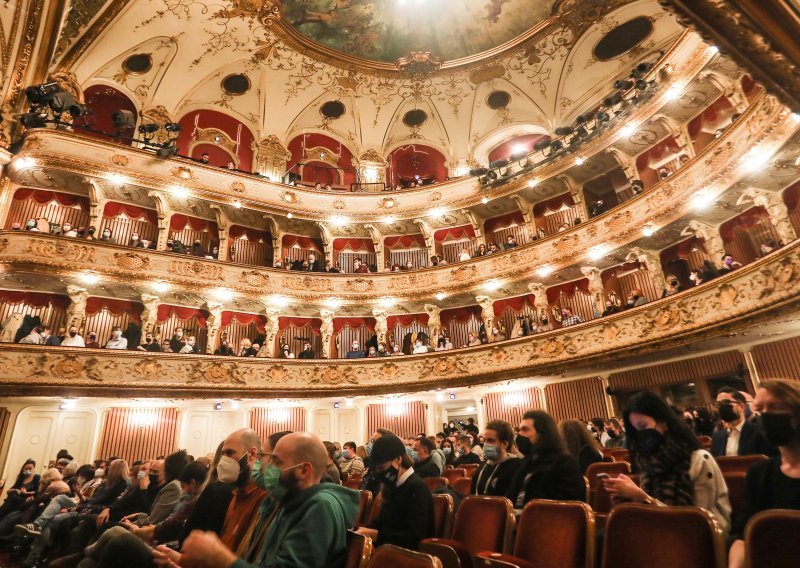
(560, 419, 604, 474)
(603, 391, 731, 534)
(357, 435, 434, 550)
(472, 420, 521, 497)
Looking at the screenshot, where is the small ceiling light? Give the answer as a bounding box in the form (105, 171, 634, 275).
(233, 200, 242, 209)
(282, 192, 296, 203)
(466, 406, 476, 413)
(642, 224, 655, 237)
(449, 393, 456, 400)
(266, 294, 291, 307)
(330, 215, 350, 227)
(214, 402, 223, 411)
(744, 146, 774, 171)
(14, 157, 35, 170)
(378, 297, 396, 308)
(230, 401, 241, 410)
(78, 272, 100, 285)
(171, 185, 189, 199)
(345, 399, 354, 408)
(484, 279, 502, 292)
(435, 291, 446, 301)
(575, 157, 584, 166)
(210, 287, 235, 302)
(325, 297, 341, 309)
(708, 45, 719, 55)
(151, 281, 171, 294)
(792, 113, 800, 123)
(481, 196, 489, 204)
(536, 264, 554, 277)
(428, 206, 447, 218)
(512, 144, 527, 155)
(587, 244, 609, 261)
(60, 399, 76, 410)
(527, 179, 538, 188)
(664, 83, 684, 101)
(436, 392, 445, 402)
(107, 173, 127, 185)
(619, 124, 636, 137)
(333, 401, 340, 409)
(287, 213, 294, 219)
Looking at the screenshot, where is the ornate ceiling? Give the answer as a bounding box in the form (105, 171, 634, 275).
(51, 0, 684, 163)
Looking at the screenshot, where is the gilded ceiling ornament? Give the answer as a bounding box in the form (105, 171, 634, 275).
(313, 366, 357, 385)
(0, 238, 8, 253)
(112, 251, 150, 271)
(396, 52, 444, 75)
(110, 154, 130, 167)
(388, 272, 436, 290)
(428, 192, 442, 202)
(332, 200, 346, 210)
(133, 358, 163, 379)
(230, 181, 246, 193)
(469, 64, 506, 85)
(170, 166, 195, 180)
(346, 278, 374, 293)
(47, 355, 86, 379)
(450, 265, 478, 282)
(283, 275, 333, 292)
(378, 197, 397, 209)
(379, 363, 400, 378)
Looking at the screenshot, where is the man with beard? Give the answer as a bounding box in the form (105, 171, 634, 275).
(171, 432, 359, 568)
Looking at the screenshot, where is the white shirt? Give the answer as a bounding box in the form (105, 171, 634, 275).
(105, 337, 128, 349)
(412, 345, 428, 354)
(61, 335, 85, 347)
(397, 467, 414, 488)
(725, 420, 745, 456)
(459, 252, 471, 262)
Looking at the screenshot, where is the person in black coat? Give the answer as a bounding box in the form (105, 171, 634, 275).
(559, 419, 604, 474)
(506, 410, 586, 509)
(359, 435, 434, 551)
(306, 253, 324, 272)
(472, 420, 522, 497)
(412, 438, 441, 479)
(712, 388, 776, 457)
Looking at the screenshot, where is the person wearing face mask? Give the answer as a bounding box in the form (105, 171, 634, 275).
(410, 437, 440, 479)
(0, 460, 40, 523)
(662, 275, 684, 297)
(138, 333, 162, 352)
(214, 340, 235, 356)
(727, 381, 800, 568)
(506, 410, 586, 510)
(412, 339, 428, 354)
(340, 441, 365, 477)
(556, 306, 583, 327)
(60, 325, 85, 347)
(61, 222, 77, 238)
(104, 326, 128, 349)
(356, 434, 434, 550)
(711, 387, 775, 457)
(128, 232, 144, 248)
(191, 240, 206, 257)
(41, 324, 61, 347)
(169, 327, 186, 353)
(346, 340, 365, 359)
(439, 439, 457, 467)
(360, 428, 395, 495)
(179, 335, 200, 354)
(719, 253, 742, 273)
(24, 218, 40, 232)
(473, 420, 521, 497)
(603, 418, 626, 448)
(297, 342, 315, 359)
(452, 435, 482, 468)
(99, 228, 116, 244)
(170, 432, 359, 568)
(85, 331, 100, 349)
(18, 325, 46, 345)
(603, 391, 731, 535)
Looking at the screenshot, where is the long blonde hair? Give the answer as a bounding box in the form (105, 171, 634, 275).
(106, 458, 129, 486)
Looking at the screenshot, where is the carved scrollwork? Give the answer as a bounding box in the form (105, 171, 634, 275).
(346, 278, 375, 293)
(388, 272, 437, 290)
(449, 265, 478, 282)
(283, 275, 333, 292)
(231, 181, 246, 193)
(168, 259, 225, 281)
(110, 154, 130, 167)
(133, 358, 163, 379)
(24, 238, 96, 263)
(311, 366, 358, 385)
(241, 270, 271, 288)
(113, 252, 151, 271)
(0, 238, 8, 253)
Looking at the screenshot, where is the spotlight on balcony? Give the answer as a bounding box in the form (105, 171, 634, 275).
(165, 123, 182, 133)
(25, 82, 61, 107)
(533, 140, 551, 153)
(614, 79, 635, 90)
(554, 126, 574, 136)
(138, 123, 158, 135)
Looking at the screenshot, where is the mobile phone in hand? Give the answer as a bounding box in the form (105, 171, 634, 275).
(596, 473, 610, 479)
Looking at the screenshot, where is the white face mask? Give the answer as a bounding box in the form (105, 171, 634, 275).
(216, 455, 243, 484)
(175, 331, 183, 338)
(95, 468, 105, 478)
(112, 331, 122, 338)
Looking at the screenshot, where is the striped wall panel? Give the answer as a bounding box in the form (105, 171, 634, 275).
(249, 407, 306, 446)
(96, 408, 180, 463)
(484, 388, 545, 427)
(545, 377, 609, 422)
(609, 351, 744, 391)
(752, 337, 800, 382)
(366, 401, 426, 438)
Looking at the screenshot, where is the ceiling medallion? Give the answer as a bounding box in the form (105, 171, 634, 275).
(396, 52, 444, 75)
(110, 154, 129, 167)
(379, 197, 398, 209)
(332, 200, 346, 210)
(170, 166, 194, 180)
(281, 191, 297, 204)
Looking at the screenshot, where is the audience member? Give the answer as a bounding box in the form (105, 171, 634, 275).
(604, 418, 626, 448)
(346, 341, 364, 359)
(340, 442, 364, 477)
(85, 331, 100, 349)
(603, 391, 731, 534)
(297, 342, 315, 359)
(411, 437, 440, 478)
(105, 326, 128, 349)
(213, 340, 234, 356)
(472, 420, 521, 497)
(662, 275, 684, 297)
(59, 325, 85, 347)
(560, 419, 604, 474)
(18, 326, 45, 345)
(712, 387, 774, 457)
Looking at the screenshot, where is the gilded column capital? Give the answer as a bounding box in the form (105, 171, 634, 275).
(684, 219, 726, 259)
(372, 309, 388, 344)
(423, 304, 441, 338)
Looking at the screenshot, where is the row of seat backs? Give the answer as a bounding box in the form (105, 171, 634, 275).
(347, 532, 443, 568)
(358, 490, 455, 540)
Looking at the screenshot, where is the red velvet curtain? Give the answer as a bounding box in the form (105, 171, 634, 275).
(228, 225, 271, 241)
(333, 238, 375, 252)
(384, 234, 426, 249)
(533, 193, 576, 216)
(484, 211, 525, 233)
(0, 290, 70, 309)
(600, 262, 641, 286)
(720, 207, 771, 242)
(492, 295, 536, 317)
(440, 306, 482, 327)
(546, 279, 591, 304)
(659, 236, 708, 264)
(281, 234, 323, 251)
(636, 136, 681, 170)
(85, 297, 143, 323)
(103, 202, 158, 224)
(785, 181, 800, 211)
(221, 311, 267, 331)
(387, 313, 430, 329)
(156, 305, 210, 326)
(169, 214, 219, 240)
(333, 317, 376, 333)
(13, 188, 88, 209)
(688, 96, 734, 137)
(433, 225, 476, 242)
(278, 317, 322, 332)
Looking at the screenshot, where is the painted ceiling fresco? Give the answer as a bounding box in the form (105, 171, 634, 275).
(281, 0, 556, 64)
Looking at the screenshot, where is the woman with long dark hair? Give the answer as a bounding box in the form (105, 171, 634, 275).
(0, 459, 39, 521)
(603, 391, 731, 533)
(559, 419, 604, 474)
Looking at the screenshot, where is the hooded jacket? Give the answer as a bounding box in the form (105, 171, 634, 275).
(233, 483, 359, 568)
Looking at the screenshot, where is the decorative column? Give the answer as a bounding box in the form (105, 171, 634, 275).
(464, 210, 486, 247)
(739, 347, 762, 390)
(265, 308, 280, 357)
(510, 195, 536, 242)
(140, 294, 160, 336)
(580, 266, 605, 316)
(686, 220, 726, 259)
(354, 150, 388, 189)
(364, 224, 385, 268)
(414, 218, 438, 263)
(66, 286, 89, 329)
(476, 296, 495, 336)
(527, 282, 550, 322)
(629, 247, 667, 295)
(86, 181, 107, 232)
(558, 175, 590, 223)
(320, 309, 334, 359)
(599, 375, 615, 418)
(423, 304, 441, 338)
(741, 188, 798, 245)
(148, 191, 171, 251)
(372, 309, 388, 344)
(205, 301, 224, 354)
(211, 206, 230, 262)
(316, 222, 334, 267)
(252, 135, 291, 181)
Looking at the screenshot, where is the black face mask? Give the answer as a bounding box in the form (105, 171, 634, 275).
(148, 474, 160, 487)
(719, 404, 740, 423)
(235, 452, 250, 487)
(515, 434, 534, 456)
(760, 413, 798, 447)
(378, 465, 399, 486)
(606, 428, 617, 438)
(69, 331, 77, 337)
(636, 428, 665, 455)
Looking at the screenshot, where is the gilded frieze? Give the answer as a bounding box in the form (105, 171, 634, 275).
(24, 238, 96, 263)
(168, 258, 224, 280)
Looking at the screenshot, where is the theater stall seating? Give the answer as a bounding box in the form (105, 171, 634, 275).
(425, 477, 449, 491)
(420, 495, 515, 568)
(346, 530, 374, 568)
(476, 499, 595, 568)
(452, 477, 472, 497)
(585, 461, 632, 515)
(356, 490, 373, 529)
(601, 504, 726, 568)
(366, 544, 444, 568)
(744, 509, 800, 568)
(443, 468, 468, 485)
(432, 493, 455, 539)
(714, 455, 768, 474)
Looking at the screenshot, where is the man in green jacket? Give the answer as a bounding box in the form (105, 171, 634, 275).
(162, 432, 359, 568)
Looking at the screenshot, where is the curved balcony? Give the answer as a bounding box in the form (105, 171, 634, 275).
(6, 36, 715, 222)
(1, 239, 799, 398)
(2, 91, 795, 307)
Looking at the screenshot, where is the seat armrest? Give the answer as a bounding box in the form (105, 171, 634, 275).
(421, 538, 471, 568)
(475, 551, 537, 568)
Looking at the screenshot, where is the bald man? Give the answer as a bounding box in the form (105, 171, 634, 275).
(167, 432, 360, 568)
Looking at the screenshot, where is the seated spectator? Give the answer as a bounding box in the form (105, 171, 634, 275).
(340, 441, 365, 477)
(280, 344, 295, 359)
(412, 339, 428, 354)
(719, 253, 742, 273)
(440, 439, 456, 467)
(453, 435, 482, 467)
(505, 235, 518, 249)
(625, 288, 648, 308)
(459, 248, 471, 262)
(490, 324, 506, 342)
(662, 275, 684, 297)
(435, 334, 453, 351)
(487, 242, 499, 255)
(323, 441, 342, 484)
(603, 391, 731, 534)
(557, 307, 583, 327)
(367, 346, 378, 358)
(161, 339, 173, 353)
(506, 410, 586, 509)
(358, 434, 433, 550)
(208, 245, 219, 260)
(430, 256, 440, 267)
(24, 218, 40, 231)
(728, 380, 800, 567)
(85, 331, 100, 349)
(190, 240, 206, 257)
(99, 228, 116, 244)
(168, 432, 358, 568)
(390, 345, 403, 356)
(298, 342, 315, 359)
(346, 341, 364, 359)
(759, 240, 780, 256)
(238, 338, 256, 357)
(604, 418, 626, 448)
(404, 260, 414, 271)
(473, 420, 521, 496)
(689, 268, 705, 286)
(602, 300, 620, 317)
(589, 199, 607, 217)
(214, 340, 235, 356)
(105, 326, 128, 349)
(169, 328, 186, 353)
(200, 153, 210, 164)
(0, 459, 40, 522)
(179, 336, 200, 354)
(42, 325, 60, 347)
(61, 325, 85, 347)
(560, 419, 604, 474)
(353, 259, 369, 274)
(62, 222, 77, 237)
(466, 332, 481, 347)
(411, 437, 440, 478)
(377, 342, 390, 357)
(712, 387, 775, 457)
(18, 325, 45, 344)
(474, 243, 487, 257)
(128, 232, 144, 247)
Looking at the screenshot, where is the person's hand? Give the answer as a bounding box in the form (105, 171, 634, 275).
(121, 512, 140, 523)
(603, 473, 649, 503)
(152, 545, 181, 568)
(96, 508, 110, 528)
(178, 531, 237, 568)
